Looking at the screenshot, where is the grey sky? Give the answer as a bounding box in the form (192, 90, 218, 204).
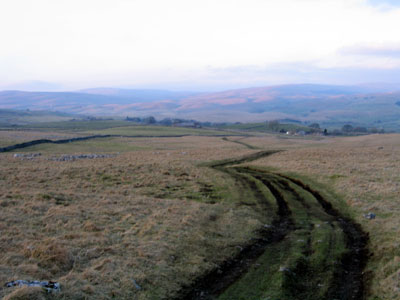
(1, 0, 400, 91)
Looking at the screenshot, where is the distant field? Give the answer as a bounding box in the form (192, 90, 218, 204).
(19, 120, 133, 131)
(0, 122, 245, 152)
(83, 125, 241, 136)
(217, 122, 314, 133)
(0, 130, 82, 147)
(4, 137, 148, 153)
(14, 120, 243, 136)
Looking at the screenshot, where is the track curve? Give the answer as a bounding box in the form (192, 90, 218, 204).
(176, 151, 368, 300)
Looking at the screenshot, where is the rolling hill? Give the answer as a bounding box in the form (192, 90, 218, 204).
(1, 84, 400, 130)
(0, 109, 77, 126)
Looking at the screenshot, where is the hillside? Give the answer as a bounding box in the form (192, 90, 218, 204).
(0, 109, 77, 126)
(80, 88, 197, 101)
(1, 84, 400, 130)
(0, 89, 197, 115)
(176, 84, 400, 130)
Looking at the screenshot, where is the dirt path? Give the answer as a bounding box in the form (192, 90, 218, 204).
(222, 137, 260, 149)
(177, 151, 368, 300)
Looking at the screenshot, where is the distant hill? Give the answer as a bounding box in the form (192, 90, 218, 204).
(79, 88, 198, 101)
(1, 84, 400, 130)
(177, 84, 372, 111)
(176, 84, 400, 130)
(0, 89, 200, 115)
(0, 109, 77, 126)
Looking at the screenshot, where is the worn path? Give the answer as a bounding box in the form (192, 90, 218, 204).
(177, 151, 368, 300)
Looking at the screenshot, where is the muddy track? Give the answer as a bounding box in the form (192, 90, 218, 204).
(278, 174, 369, 299)
(222, 137, 260, 150)
(176, 151, 368, 300)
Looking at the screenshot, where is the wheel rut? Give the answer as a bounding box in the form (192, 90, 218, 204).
(176, 151, 368, 300)
(279, 174, 369, 300)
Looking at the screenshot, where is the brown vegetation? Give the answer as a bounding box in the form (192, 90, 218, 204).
(0, 133, 399, 299)
(0, 136, 262, 299)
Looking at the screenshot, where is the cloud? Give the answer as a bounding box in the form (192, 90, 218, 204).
(339, 44, 400, 58)
(152, 63, 400, 90)
(3, 81, 65, 92)
(366, 0, 400, 8)
(1, 0, 400, 89)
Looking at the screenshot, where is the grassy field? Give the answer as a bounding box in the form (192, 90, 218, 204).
(0, 136, 264, 299)
(4, 137, 150, 153)
(0, 131, 81, 148)
(0, 122, 243, 150)
(15, 120, 241, 136)
(82, 125, 239, 137)
(19, 120, 135, 131)
(0, 130, 399, 299)
(217, 122, 314, 133)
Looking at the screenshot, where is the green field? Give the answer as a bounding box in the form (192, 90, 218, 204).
(0, 109, 75, 126)
(12, 120, 243, 136)
(217, 122, 317, 133)
(6, 137, 147, 153)
(83, 125, 240, 136)
(19, 120, 132, 131)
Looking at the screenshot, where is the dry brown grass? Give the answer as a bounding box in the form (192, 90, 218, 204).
(1, 133, 399, 299)
(0, 136, 264, 299)
(2, 286, 46, 300)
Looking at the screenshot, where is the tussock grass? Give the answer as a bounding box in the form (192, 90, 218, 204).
(1, 131, 399, 299)
(0, 136, 265, 299)
(2, 286, 47, 300)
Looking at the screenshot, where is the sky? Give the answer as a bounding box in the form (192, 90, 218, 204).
(0, 0, 400, 91)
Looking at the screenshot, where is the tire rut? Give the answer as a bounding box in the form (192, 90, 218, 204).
(221, 137, 260, 150)
(175, 151, 368, 300)
(278, 174, 369, 300)
(177, 167, 294, 299)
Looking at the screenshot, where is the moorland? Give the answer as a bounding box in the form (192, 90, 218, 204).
(0, 120, 399, 299)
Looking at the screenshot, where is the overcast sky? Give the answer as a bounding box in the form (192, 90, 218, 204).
(1, 0, 400, 91)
